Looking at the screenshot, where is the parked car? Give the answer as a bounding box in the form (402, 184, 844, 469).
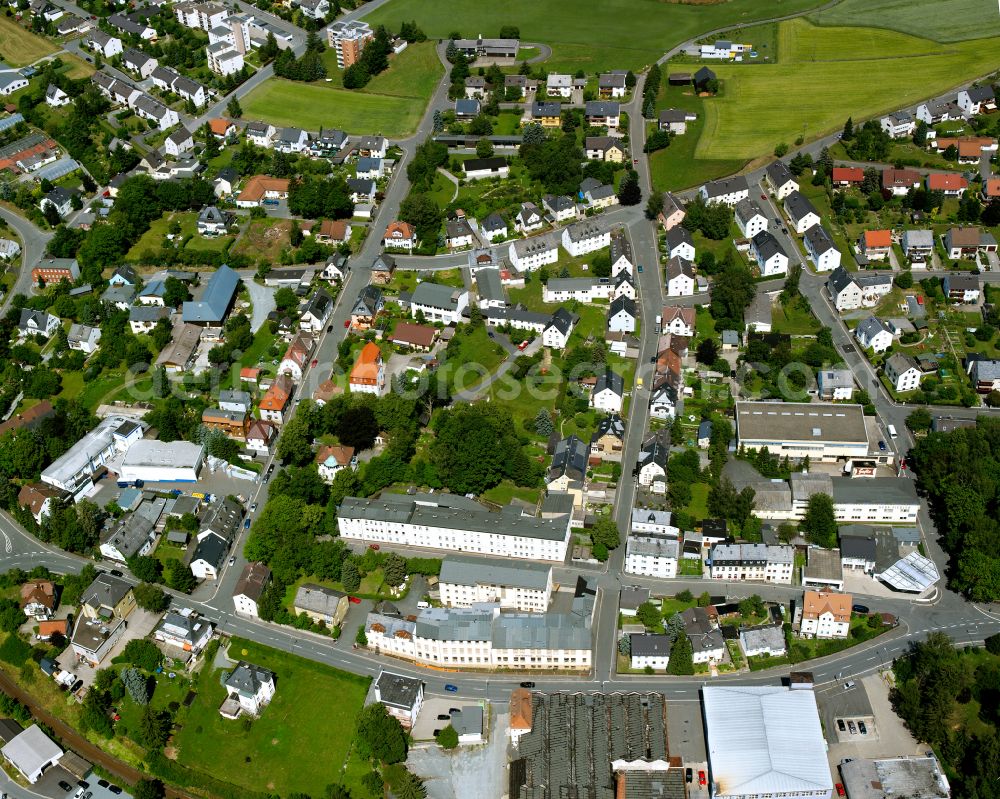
(327, 324, 334, 332)
(858, 721, 867, 735)
(311, 359, 318, 367)
(369, 543, 380, 550)
(518, 340, 529, 350)
(437, 714, 450, 720)
(847, 721, 856, 734)
(698, 771, 706, 787)
(59, 782, 72, 793)
(250, 503, 258, 512)
(348, 596, 361, 604)
(343, 319, 350, 328)
(637, 265, 643, 273)
(110, 569, 124, 577)
(685, 768, 692, 783)
(228, 556, 236, 566)
(519, 681, 535, 688)
(852, 604, 869, 614)
(844, 680, 856, 690)
(837, 719, 846, 732)
(444, 684, 458, 693)
(97, 781, 109, 789)
(836, 785, 846, 797)
(243, 518, 251, 529)
(109, 788, 123, 796)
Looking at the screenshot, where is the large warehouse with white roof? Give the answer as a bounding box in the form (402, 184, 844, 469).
(702, 685, 833, 799)
(734, 401, 872, 462)
(118, 440, 206, 483)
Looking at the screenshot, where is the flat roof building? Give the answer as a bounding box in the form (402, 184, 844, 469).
(735, 401, 870, 461)
(840, 756, 950, 799)
(119, 439, 205, 483)
(702, 685, 832, 799)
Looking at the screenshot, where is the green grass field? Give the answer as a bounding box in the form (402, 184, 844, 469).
(696, 19, 1000, 160)
(173, 638, 369, 798)
(810, 0, 1000, 42)
(363, 0, 829, 72)
(246, 42, 441, 136)
(242, 79, 427, 136)
(0, 16, 57, 66)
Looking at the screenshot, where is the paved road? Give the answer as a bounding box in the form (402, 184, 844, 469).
(0, 207, 51, 312)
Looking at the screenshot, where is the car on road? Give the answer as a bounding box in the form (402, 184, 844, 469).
(519, 681, 535, 688)
(698, 771, 706, 787)
(110, 569, 124, 577)
(437, 714, 450, 720)
(760, 194, 767, 200)
(444, 684, 458, 692)
(348, 596, 361, 604)
(852, 604, 869, 614)
(243, 518, 251, 529)
(327, 324, 334, 332)
(878, 440, 887, 452)
(343, 319, 350, 328)
(836, 784, 846, 797)
(637, 265, 643, 273)
(633, 158, 638, 164)
(518, 340, 529, 350)
(229, 556, 236, 566)
(685, 768, 692, 783)
(311, 359, 318, 368)
(250, 502, 258, 512)
(487, 331, 494, 338)
(844, 680, 856, 690)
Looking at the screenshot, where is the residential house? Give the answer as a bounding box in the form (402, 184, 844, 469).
(859, 229, 892, 260)
(546, 435, 587, 501)
(885, 352, 922, 392)
(258, 374, 293, 424)
(373, 671, 424, 729)
(530, 101, 562, 127)
(351, 285, 384, 328)
(278, 331, 314, 382)
(665, 256, 696, 297)
(165, 126, 194, 157)
(349, 342, 385, 395)
(541, 307, 577, 350)
(543, 194, 577, 224)
(799, 590, 851, 638)
(676, 606, 726, 663)
(246, 419, 276, 453)
(463, 157, 509, 180)
(657, 107, 694, 134)
(709, 542, 795, 584)
(454, 98, 480, 119)
(591, 368, 624, 413)
(659, 305, 695, 336)
(509, 233, 559, 271)
(32, 258, 79, 287)
(206, 41, 244, 76)
(389, 322, 437, 350)
(245, 121, 276, 147)
(40, 187, 74, 218)
(356, 135, 388, 159)
(735, 198, 768, 239)
(927, 172, 968, 196)
(84, 31, 123, 59)
(20, 580, 56, 620)
(235, 175, 289, 208)
(943, 272, 981, 302)
(783, 191, 820, 234)
(464, 76, 487, 98)
(882, 168, 921, 196)
(658, 192, 686, 230)
(765, 160, 798, 199)
(968, 358, 1000, 393)
(293, 583, 349, 628)
(944, 226, 997, 259)
(475, 267, 507, 310)
(384, 220, 416, 252)
(832, 166, 864, 187)
(67, 324, 101, 354)
(446, 218, 476, 249)
(18, 310, 59, 339)
(958, 85, 996, 116)
(608, 295, 637, 333)
(590, 413, 625, 461)
(315, 445, 356, 483)
(740, 625, 787, 658)
(880, 111, 916, 139)
(598, 72, 627, 98)
(855, 316, 893, 354)
(699, 175, 749, 206)
(504, 74, 527, 98)
(585, 136, 625, 162)
(514, 202, 544, 233)
(585, 101, 620, 129)
(902, 229, 934, 264)
(610, 231, 634, 277)
(299, 290, 333, 332)
(410, 282, 470, 324)
(817, 368, 854, 400)
(751, 231, 789, 277)
(369, 253, 395, 285)
(128, 305, 168, 333)
(153, 610, 213, 653)
(479, 212, 507, 242)
(546, 73, 573, 97)
(122, 48, 158, 79)
(232, 563, 271, 618)
(220, 662, 275, 718)
(196, 205, 231, 236)
(827, 266, 893, 311)
(804, 225, 841, 272)
(44, 85, 69, 108)
(667, 225, 696, 262)
(629, 634, 671, 671)
(218, 389, 251, 414)
(16, 483, 65, 525)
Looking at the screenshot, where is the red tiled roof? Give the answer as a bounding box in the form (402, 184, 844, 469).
(864, 229, 891, 248)
(927, 173, 968, 191)
(832, 167, 863, 183)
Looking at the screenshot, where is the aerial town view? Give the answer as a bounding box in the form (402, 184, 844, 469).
(0, 0, 997, 796)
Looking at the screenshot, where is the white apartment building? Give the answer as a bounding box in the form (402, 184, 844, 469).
(206, 41, 244, 75)
(629, 634, 671, 671)
(709, 543, 794, 584)
(799, 590, 851, 639)
(561, 220, 611, 256)
(624, 534, 679, 579)
(438, 556, 553, 612)
(509, 234, 559, 272)
(409, 282, 469, 325)
(338, 494, 572, 561)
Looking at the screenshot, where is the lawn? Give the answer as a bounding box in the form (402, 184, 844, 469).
(684, 482, 710, 520)
(173, 637, 370, 798)
(231, 218, 292, 263)
(481, 480, 541, 505)
(648, 83, 743, 192)
(443, 324, 508, 392)
(770, 297, 821, 335)
(810, 0, 1000, 42)
(696, 19, 1000, 160)
(0, 16, 57, 66)
(363, 0, 830, 72)
(126, 212, 235, 262)
(242, 78, 427, 137)
(321, 41, 443, 99)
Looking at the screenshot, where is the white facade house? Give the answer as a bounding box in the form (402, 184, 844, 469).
(85, 30, 122, 58)
(1, 725, 63, 784)
(828, 267, 893, 311)
(625, 534, 678, 578)
(232, 562, 270, 618)
(885, 353, 922, 393)
(409, 282, 469, 325)
(373, 671, 424, 729)
(880, 111, 916, 139)
(734, 199, 768, 239)
(817, 369, 854, 401)
(750, 231, 789, 277)
(607, 296, 636, 333)
(509, 234, 559, 272)
(541, 308, 577, 350)
(765, 161, 798, 200)
(206, 41, 244, 75)
(221, 662, 275, 717)
(803, 225, 841, 272)
(799, 590, 851, 639)
(665, 256, 695, 297)
(666, 226, 696, 262)
(629, 634, 672, 671)
(709, 543, 794, 584)
(438, 556, 553, 612)
(591, 369, 624, 413)
(854, 316, 893, 354)
(700, 175, 749, 206)
(338, 494, 572, 562)
(659, 306, 695, 337)
(783, 191, 820, 234)
(561, 220, 611, 256)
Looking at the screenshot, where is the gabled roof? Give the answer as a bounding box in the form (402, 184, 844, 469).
(765, 160, 795, 187)
(545, 306, 577, 337)
(594, 367, 624, 396)
(863, 229, 892, 248)
(751, 230, 786, 262)
(665, 255, 694, 280)
(593, 413, 625, 442)
(609, 294, 636, 318)
(549, 435, 588, 481)
(182, 264, 239, 322)
(783, 190, 817, 223)
(804, 225, 836, 255)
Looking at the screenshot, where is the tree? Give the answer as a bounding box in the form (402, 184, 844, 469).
(738, 594, 765, 619)
(121, 667, 149, 705)
(475, 137, 494, 159)
(227, 97, 242, 118)
(906, 407, 932, 433)
(636, 601, 662, 629)
(120, 639, 164, 671)
(355, 703, 408, 765)
(341, 558, 361, 592)
(667, 631, 694, 675)
(842, 116, 854, 141)
(383, 553, 407, 587)
(617, 170, 641, 206)
(133, 582, 169, 612)
(774, 143, 788, 157)
(436, 724, 459, 749)
(137, 705, 171, 749)
(801, 493, 837, 548)
(895, 270, 913, 289)
(534, 408, 554, 437)
(696, 338, 718, 366)
(164, 559, 196, 593)
(591, 517, 621, 552)
(132, 780, 165, 799)
(645, 191, 664, 220)
(399, 192, 443, 245)
(127, 555, 162, 584)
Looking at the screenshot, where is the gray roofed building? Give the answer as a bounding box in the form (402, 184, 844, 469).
(549, 434, 588, 482)
(81, 573, 132, 617)
(666, 225, 693, 251)
(1, 724, 62, 784)
(739, 623, 786, 656)
(182, 264, 239, 323)
(752, 230, 787, 261)
(665, 255, 694, 281)
(475, 267, 506, 305)
(450, 705, 483, 739)
(594, 367, 624, 397)
(701, 174, 749, 199)
(224, 661, 274, 697)
(492, 610, 591, 650)
(765, 159, 795, 189)
(454, 98, 480, 117)
(784, 190, 819, 226)
(585, 100, 620, 117)
(629, 633, 672, 658)
(411, 280, 466, 310)
(840, 756, 950, 799)
(100, 497, 165, 561)
(531, 100, 562, 117)
(439, 556, 551, 591)
(189, 532, 228, 575)
(374, 670, 423, 720)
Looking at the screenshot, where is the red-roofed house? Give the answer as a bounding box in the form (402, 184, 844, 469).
(389, 322, 437, 351)
(384, 221, 416, 252)
(859, 229, 892, 260)
(315, 445, 357, 482)
(36, 619, 69, 640)
(278, 331, 314, 382)
(17, 483, 65, 525)
(259, 375, 293, 424)
(209, 118, 236, 138)
(247, 419, 277, 453)
(984, 178, 1000, 201)
(315, 219, 351, 244)
(240, 367, 261, 384)
(927, 173, 968, 196)
(882, 168, 921, 196)
(349, 342, 385, 396)
(832, 167, 864, 186)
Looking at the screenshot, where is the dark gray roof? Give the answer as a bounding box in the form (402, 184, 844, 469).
(585, 100, 620, 117)
(347, 178, 375, 195)
(532, 101, 562, 117)
(375, 671, 423, 710)
(839, 531, 876, 561)
(81, 573, 132, 613)
(545, 306, 577, 336)
(593, 413, 625, 442)
(225, 661, 273, 696)
(752, 230, 786, 262)
(439, 555, 551, 590)
(610, 294, 636, 318)
(784, 190, 818, 224)
(666, 255, 694, 280)
(190, 532, 228, 569)
(550, 435, 588, 481)
(482, 212, 506, 232)
(454, 98, 481, 116)
(827, 265, 855, 295)
(702, 175, 748, 198)
(694, 66, 716, 82)
(804, 225, 836, 254)
(294, 583, 345, 615)
(594, 368, 624, 396)
(765, 160, 795, 187)
(352, 285, 383, 315)
(967, 85, 995, 102)
(630, 633, 672, 657)
(666, 225, 693, 250)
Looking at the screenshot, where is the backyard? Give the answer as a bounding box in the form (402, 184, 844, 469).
(172, 637, 370, 798)
(231, 218, 293, 263)
(125, 212, 236, 262)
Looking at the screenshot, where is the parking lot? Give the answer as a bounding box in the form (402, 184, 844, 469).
(32, 769, 133, 799)
(408, 707, 507, 799)
(411, 696, 479, 742)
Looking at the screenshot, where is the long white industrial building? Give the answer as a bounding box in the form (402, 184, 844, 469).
(119, 440, 205, 483)
(337, 494, 573, 561)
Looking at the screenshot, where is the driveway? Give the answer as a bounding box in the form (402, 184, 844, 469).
(241, 275, 276, 332)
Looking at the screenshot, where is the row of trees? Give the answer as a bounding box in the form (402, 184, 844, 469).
(274, 31, 328, 82)
(343, 26, 393, 89)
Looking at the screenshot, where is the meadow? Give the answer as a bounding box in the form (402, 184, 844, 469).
(0, 16, 57, 66)
(696, 19, 1000, 160)
(810, 0, 1000, 42)
(362, 0, 830, 72)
